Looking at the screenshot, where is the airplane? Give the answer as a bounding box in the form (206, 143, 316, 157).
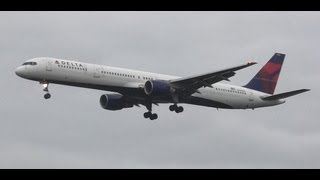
(15, 53, 310, 120)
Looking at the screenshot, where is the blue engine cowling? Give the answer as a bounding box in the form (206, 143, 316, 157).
(100, 94, 133, 111)
(144, 80, 174, 96)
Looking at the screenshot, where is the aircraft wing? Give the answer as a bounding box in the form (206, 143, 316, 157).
(169, 62, 257, 94)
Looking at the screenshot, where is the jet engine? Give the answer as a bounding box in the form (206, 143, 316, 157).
(100, 94, 133, 111)
(144, 80, 175, 96)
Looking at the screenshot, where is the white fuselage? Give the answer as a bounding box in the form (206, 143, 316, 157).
(15, 57, 285, 110)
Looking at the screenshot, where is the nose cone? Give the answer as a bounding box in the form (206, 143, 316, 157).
(15, 66, 25, 78)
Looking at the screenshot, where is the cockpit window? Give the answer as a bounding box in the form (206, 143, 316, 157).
(22, 62, 37, 66)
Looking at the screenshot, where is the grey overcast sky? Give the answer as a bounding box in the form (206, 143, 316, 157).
(0, 11, 319, 168)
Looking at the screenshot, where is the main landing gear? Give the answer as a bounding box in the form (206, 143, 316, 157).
(144, 111, 158, 120)
(143, 103, 184, 120)
(144, 102, 158, 120)
(169, 104, 184, 113)
(40, 81, 51, 99)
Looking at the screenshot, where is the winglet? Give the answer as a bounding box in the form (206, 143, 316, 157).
(247, 61, 257, 65)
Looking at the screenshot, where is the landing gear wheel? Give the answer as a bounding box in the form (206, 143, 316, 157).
(150, 113, 158, 120)
(169, 105, 176, 111)
(170, 104, 184, 113)
(144, 112, 158, 120)
(176, 106, 184, 113)
(44, 93, 51, 99)
(144, 112, 152, 118)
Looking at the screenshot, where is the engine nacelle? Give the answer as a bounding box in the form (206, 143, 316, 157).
(144, 80, 174, 96)
(100, 94, 133, 111)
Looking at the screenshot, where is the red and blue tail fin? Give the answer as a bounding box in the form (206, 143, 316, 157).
(244, 53, 285, 95)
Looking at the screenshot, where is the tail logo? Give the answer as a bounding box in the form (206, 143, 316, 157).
(244, 53, 285, 94)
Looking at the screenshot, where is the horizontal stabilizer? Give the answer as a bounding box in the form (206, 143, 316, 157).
(262, 89, 310, 101)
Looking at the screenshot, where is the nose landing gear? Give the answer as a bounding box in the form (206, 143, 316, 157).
(40, 81, 51, 99)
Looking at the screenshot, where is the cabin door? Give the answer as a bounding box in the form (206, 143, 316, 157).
(94, 66, 103, 78)
(46, 60, 52, 71)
